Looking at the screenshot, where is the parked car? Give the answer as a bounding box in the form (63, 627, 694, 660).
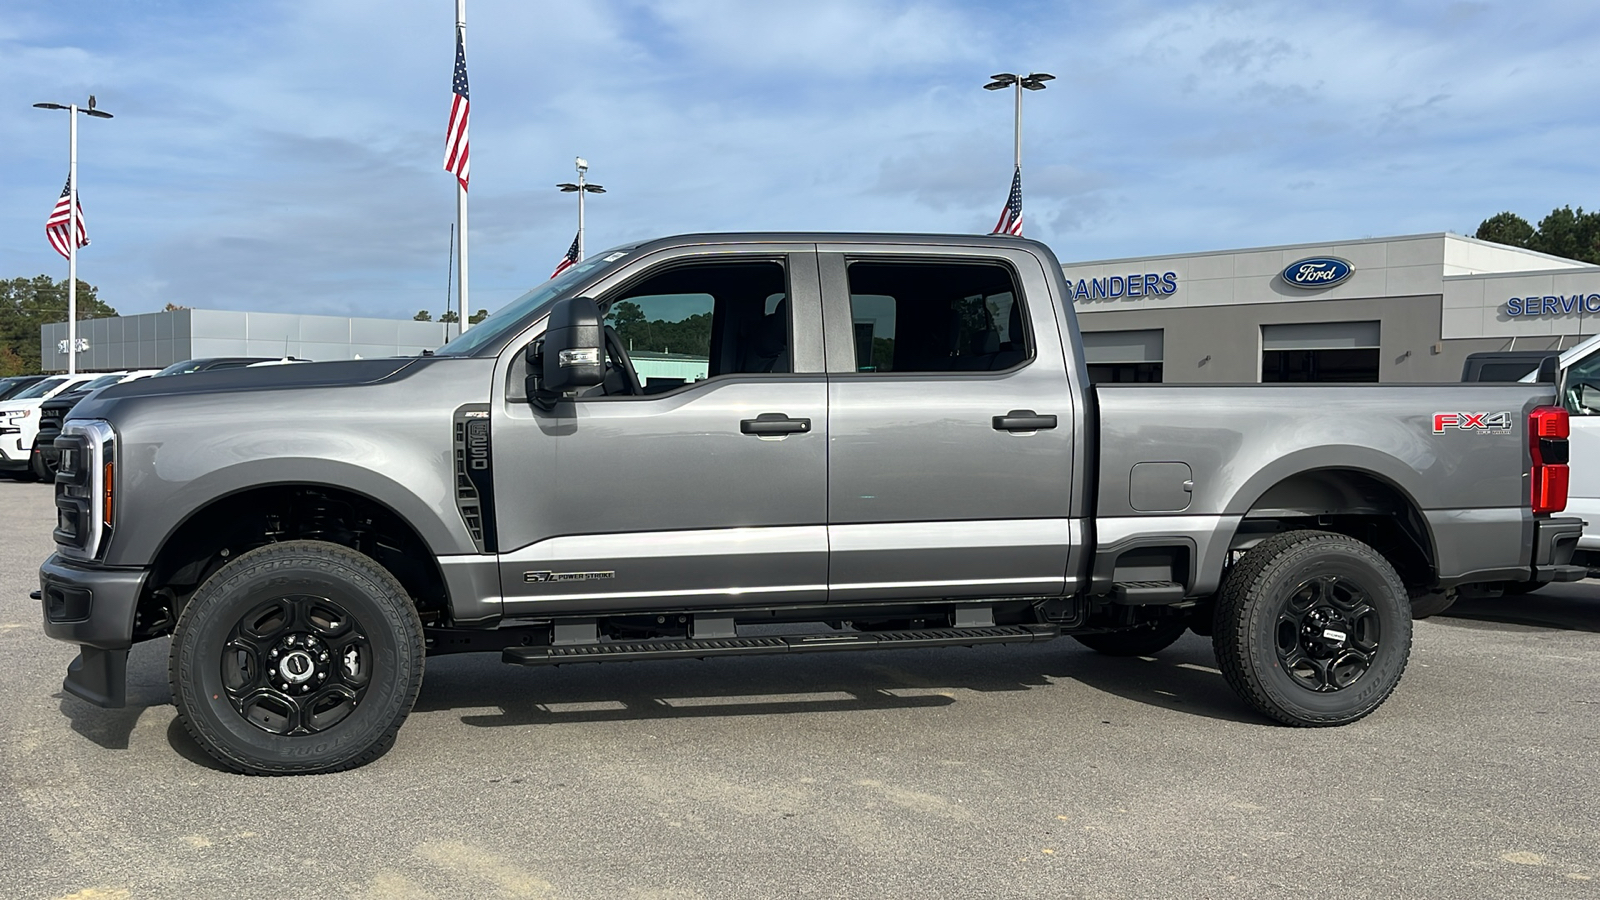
(39, 232, 1582, 775)
(0, 373, 97, 477)
(0, 375, 48, 402)
(31, 370, 161, 480)
(152, 357, 280, 377)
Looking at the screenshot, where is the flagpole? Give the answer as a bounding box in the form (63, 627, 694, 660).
(455, 0, 470, 333)
(577, 161, 586, 261)
(1013, 79, 1022, 175)
(68, 103, 78, 375)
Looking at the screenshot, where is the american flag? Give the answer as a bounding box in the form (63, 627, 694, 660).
(550, 232, 580, 279)
(443, 27, 470, 191)
(45, 176, 89, 259)
(991, 166, 1023, 236)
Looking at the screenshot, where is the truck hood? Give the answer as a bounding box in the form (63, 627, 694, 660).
(69, 357, 427, 419)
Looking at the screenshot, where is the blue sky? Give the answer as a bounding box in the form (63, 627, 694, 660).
(2, 0, 1598, 321)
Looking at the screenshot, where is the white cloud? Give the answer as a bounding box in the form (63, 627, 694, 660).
(2, 0, 1600, 323)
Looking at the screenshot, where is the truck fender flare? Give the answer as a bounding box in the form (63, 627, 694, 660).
(135, 459, 464, 566)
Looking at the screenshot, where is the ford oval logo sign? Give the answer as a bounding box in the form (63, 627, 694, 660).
(1282, 257, 1354, 289)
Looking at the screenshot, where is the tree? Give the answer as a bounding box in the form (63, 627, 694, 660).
(1475, 212, 1533, 249)
(439, 310, 460, 324)
(163, 302, 189, 311)
(0, 276, 117, 374)
(469, 308, 488, 325)
(1475, 206, 1600, 264)
(1530, 206, 1600, 264)
(413, 310, 433, 321)
(0, 346, 26, 377)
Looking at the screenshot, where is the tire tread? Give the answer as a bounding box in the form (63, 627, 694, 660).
(1212, 530, 1411, 727)
(167, 540, 424, 776)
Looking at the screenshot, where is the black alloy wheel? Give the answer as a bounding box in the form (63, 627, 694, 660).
(221, 595, 374, 736)
(1213, 530, 1412, 727)
(169, 540, 424, 775)
(1273, 574, 1379, 692)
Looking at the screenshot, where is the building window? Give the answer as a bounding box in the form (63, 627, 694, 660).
(1083, 329, 1163, 384)
(1261, 321, 1380, 383)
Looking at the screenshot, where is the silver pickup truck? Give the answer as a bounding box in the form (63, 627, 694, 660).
(37, 233, 1585, 775)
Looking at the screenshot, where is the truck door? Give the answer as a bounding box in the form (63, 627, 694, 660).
(1561, 348, 1600, 551)
(490, 248, 830, 613)
(818, 247, 1080, 602)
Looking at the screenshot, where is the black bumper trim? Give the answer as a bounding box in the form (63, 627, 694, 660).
(39, 555, 147, 649)
(64, 648, 128, 709)
(1531, 516, 1584, 583)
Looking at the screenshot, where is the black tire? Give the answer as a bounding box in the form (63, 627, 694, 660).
(1212, 530, 1411, 727)
(1073, 617, 1189, 656)
(29, 442, 50, 482)
(168, 540, 424, 775)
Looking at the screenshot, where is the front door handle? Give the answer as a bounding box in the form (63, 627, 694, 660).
(992, 410, 1057, 432)
(741, 413, 812, 436)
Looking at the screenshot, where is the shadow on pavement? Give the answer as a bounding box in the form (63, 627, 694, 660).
(1441, 581, 1600, 633)
(414, 632, 1265, 728)
(54, 639, 171, 751)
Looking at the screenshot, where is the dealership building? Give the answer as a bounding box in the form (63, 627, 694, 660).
(1068, 232, 1600, 383)
(40, 308, 459, 372)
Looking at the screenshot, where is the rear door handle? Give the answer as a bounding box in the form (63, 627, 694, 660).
(992, 410, 1057, 432)
(741, 413, 812, 436)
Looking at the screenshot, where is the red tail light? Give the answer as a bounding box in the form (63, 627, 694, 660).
(1529, 406, 1570, 515)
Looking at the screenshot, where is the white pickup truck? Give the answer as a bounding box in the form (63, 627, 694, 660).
(0, 373, 97, 477)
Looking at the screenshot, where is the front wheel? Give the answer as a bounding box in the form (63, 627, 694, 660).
(1213, 530, 1412, 727)
(168, 540, 424, 775)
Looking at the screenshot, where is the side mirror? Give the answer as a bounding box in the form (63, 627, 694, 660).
(527, 295, 605, 407)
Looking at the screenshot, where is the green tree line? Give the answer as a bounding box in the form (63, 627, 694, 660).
(605, 300, 712, 356)
(414, 308, 488, 324)
(0, 276, 117, 376)
(1476, 207, 1600, 264)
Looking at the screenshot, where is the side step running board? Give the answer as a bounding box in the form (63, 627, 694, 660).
(503, 624, 1059, 667)
(1110, 581, 1187, 605)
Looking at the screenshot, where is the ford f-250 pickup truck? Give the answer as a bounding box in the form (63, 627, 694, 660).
(37, 233, 1585, 775)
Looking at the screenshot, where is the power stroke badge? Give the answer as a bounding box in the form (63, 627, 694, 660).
(524, 570, 616, 584)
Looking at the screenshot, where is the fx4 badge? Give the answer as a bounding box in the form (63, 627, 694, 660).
(524, 570, 616, 584)
(1432, 412, 1513, 434)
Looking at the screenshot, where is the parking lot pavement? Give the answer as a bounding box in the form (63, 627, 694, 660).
(2, 476, 1598, 900)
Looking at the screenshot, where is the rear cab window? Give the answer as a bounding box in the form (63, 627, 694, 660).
(845, 261, 1031, 374)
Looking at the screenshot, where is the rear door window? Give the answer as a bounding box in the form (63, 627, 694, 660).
(845, 261, 1030, 373)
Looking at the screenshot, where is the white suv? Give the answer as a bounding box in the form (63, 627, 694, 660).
(0, 373, 152, 478)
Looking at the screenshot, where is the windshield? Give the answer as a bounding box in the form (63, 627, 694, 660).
(433, 248, 631, 357)
(154, 360, 209, 377)
(13, 376, 69, 400)
(78, 375, 124, 391)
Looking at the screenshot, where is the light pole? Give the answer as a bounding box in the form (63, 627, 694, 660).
(556, 157, 605, 261)
(34, 96, 112, 375)
(982, 72, 1052, 175)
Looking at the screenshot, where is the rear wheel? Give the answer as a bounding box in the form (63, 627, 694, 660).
(168, 540, 424, 775)
(1213, 530, 1411, 727)
(1073, 617, 1188, 656)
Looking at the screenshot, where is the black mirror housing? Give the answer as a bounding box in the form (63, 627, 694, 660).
(530, 296, 605, 404)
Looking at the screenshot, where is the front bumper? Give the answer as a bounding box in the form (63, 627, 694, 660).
(38, 553, 148, 708)
(1531, 516, 1585, 583)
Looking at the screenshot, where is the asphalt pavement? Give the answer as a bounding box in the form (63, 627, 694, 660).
(1, 477, 1597, 900)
